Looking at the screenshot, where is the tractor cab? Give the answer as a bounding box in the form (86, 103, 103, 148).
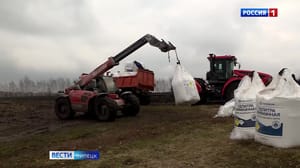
(206, 54, 239, 84)
(194, 53, 272, 104)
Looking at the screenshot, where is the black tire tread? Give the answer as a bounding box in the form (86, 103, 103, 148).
(55, 98, 74, 120)
(94, 96, 117, 122)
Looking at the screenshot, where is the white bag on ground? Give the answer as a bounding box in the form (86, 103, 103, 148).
(255, 69, 300, 148)
(230, 72, 265, 140)
(172, 64, 200, 105)
(214, 99, 235, 118)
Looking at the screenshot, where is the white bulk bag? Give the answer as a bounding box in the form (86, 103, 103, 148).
(255, 69, 300, 148)
(171, 64, 200, 105)
(214, 99, 235, 118)
(230, 72, 265, 140)
(216, 74, 254, 118)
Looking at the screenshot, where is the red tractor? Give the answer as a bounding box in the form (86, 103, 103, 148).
(55, 34, 175, 121)
(194, 54, 272, 104)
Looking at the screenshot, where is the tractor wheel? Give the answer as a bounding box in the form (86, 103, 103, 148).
(55, 98, 75, 120)
(224, 81, 240, 102)
(122, 94, 140, 116)
(94, 97, 117, 122)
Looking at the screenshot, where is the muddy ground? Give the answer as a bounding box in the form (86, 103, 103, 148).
(0, 96, 179, 142)
(0, 97, 299, 168)
(0, 97, 85, 142)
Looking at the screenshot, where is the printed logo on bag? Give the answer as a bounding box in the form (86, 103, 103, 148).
(234, 100, 256, 128)
(256, 106, 282, 136)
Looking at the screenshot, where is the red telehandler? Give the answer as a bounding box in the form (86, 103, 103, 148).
(194, 54, 272, 104)
(55, 34, 176, 121)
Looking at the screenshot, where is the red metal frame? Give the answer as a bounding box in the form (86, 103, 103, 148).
(195, 81, 202, 93)
(207, 55, 236, 60)
(221, 70, 272, 96)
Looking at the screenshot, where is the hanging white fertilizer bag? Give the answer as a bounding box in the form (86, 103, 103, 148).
(230, 72, 265, 140)
(255, 69, 300, 148)
(171, 64, 200, 105)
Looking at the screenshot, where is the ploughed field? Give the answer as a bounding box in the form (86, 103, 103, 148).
(0, 97, 299, 168)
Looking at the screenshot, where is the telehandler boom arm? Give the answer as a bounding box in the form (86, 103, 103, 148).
(78, 34, 176, 87)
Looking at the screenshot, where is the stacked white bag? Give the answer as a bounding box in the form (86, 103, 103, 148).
(230, 72, 265, 140)
(171, 64, 200, 105)
(255, 69, 300, 148)
(215, 76, 252, 118)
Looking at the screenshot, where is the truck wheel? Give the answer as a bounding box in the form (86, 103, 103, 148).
(139, 94, 151, 105)
(122, 94, 140, 116)
(224, 81, 239, 102)
(94, 97, 117, 121)
(55, 98, 74, 120)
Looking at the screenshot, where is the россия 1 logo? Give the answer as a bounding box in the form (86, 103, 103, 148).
(241, 8, 278, 17)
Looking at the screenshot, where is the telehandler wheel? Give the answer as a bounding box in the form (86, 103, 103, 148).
(224, 81, 239, 102)
(55, 98, 75, 120)
(121, 94, 140, 116)
(94, 97, 117, 122)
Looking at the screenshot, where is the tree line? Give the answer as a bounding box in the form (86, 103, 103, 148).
(0, 76, 172, 97)
(1, 75, 299, 97)
(0, 77, 72, 96)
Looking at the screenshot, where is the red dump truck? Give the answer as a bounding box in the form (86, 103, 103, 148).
(113, 67, 155, 105)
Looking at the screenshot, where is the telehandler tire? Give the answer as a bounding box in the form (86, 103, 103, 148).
(94, 97, 117, 121)
(55, 98, 75, 120)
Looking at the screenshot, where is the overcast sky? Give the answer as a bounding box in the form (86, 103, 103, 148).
(0, 0, 299, 83)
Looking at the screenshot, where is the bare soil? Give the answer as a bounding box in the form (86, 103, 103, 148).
(0, 97, 299, 168)
(0, 97, 91, 142)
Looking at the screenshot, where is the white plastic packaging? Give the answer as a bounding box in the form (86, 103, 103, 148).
(171, 64, 200, 105)
(215, 99, 235, 118)
(230, 72, 265, 140)
(125, 62, 139, 72)
(255, 69, 300, 148)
